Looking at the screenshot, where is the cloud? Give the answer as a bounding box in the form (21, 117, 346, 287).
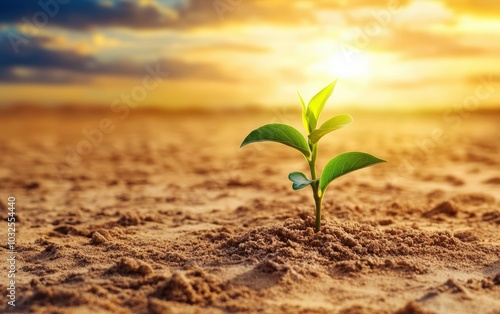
(171, 0, 412, 29)
(171, 0, 314, 29)
(313, 0, 410, 9)
(467, 73, 500, 85)
(373, 77, 455, 90)
(0, 67, 89, 84)
(372, 72, 499, 91)
(0, 32, 232, 84)
(189, 42, 270, 54)
(370, 28, 492, 59)
(0, 0, 415, 32)
(0, 0, 301, 31)
(0, 0, 178, 30)
(439, 0, 500, 17)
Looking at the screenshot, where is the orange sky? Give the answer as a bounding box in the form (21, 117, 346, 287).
(0, 0, 499, 110)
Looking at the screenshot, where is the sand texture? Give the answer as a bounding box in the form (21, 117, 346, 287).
(0, 108, 499, 314)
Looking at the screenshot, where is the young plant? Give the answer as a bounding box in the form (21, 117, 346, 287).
(240, 81, 387, 233)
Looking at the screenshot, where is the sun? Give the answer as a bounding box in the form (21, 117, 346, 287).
(328, 51, 372, 79)
(310, 50, 373, 81)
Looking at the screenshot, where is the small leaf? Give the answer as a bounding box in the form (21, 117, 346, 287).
(309, 114, 353, 143)
(288, 172, 315, 190)
(298, 92, 310, 134)
(306, 108, 317, 133)
(308, 80, 337, 126)
(320, 152, 386, 191)
(298, 92, 317, 133)
(241, 123, 310, 157)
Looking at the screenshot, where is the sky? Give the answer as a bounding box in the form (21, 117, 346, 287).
(0, 0, 499, 110)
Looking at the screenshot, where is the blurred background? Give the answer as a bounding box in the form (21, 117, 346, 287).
(2, 4, 500, 314)
(0, 0, 499, 191)
(0, 0, 499, 111)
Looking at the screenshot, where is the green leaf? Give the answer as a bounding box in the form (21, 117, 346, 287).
(298, 92, 317, 134)
(240, 123, 310, 157)
(288, 172, 315, 190)
(320, 152, 386, 191)
(308, 80, 337, 127)
(309, 114, 353, 143)
(298, 92, 310, 134)
(306, 109, 317, 133)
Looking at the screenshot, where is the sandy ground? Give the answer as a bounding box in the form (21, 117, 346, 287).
(0, 107, 499, 314)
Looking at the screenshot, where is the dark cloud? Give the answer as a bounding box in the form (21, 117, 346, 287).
(170, 0, 314, 29)
(0, 0, 176, 30)
(0, 68, 89, 84)
(0, 32, 232, 84)
(0, 0, 307, 31)
(0, 0, 413, 31)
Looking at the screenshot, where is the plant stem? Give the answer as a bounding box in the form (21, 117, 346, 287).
(308, 144, 322, 233)
(313, 192, 322, 233)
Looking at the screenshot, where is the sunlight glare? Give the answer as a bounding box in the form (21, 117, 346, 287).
(318, 51, 372, 80)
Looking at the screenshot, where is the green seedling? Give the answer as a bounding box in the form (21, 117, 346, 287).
(240, 81, 387, 233)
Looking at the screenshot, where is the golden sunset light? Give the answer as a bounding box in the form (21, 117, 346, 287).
(1, 2, 500, 313)
(0, 0, 498, 110)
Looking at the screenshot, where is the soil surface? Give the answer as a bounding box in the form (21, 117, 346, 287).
(0, 107, 499, 314)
